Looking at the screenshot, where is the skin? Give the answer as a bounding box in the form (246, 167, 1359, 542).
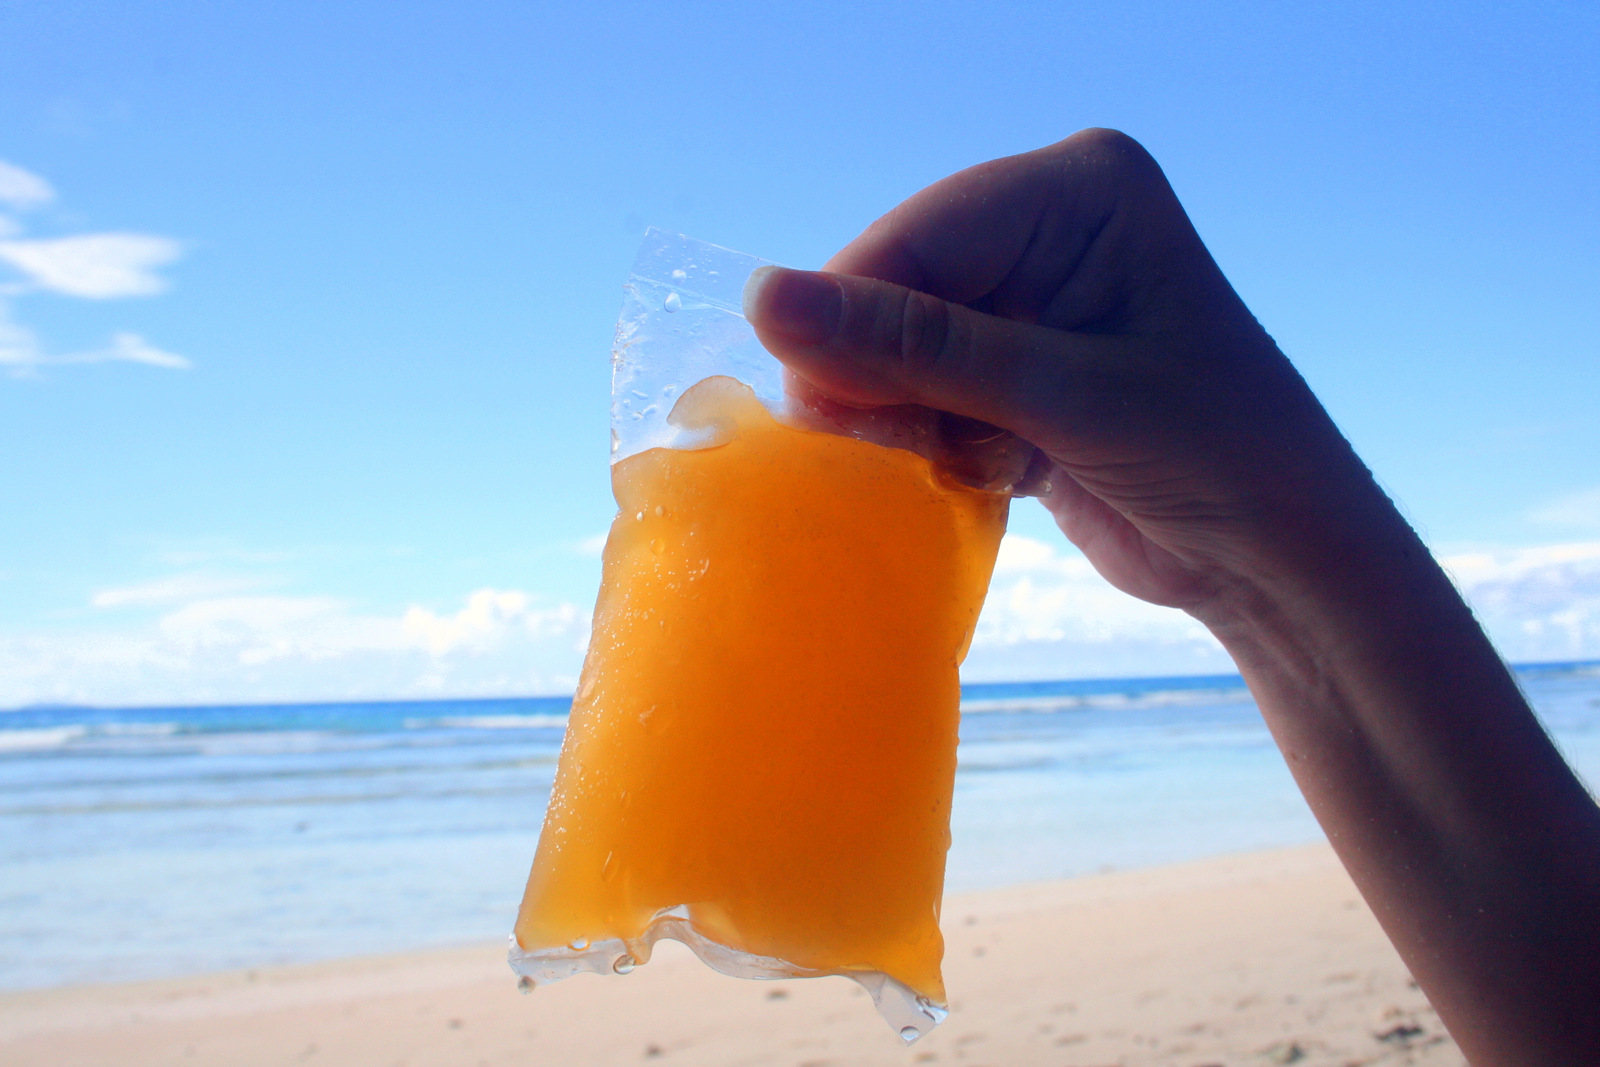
(742, 128, 1600, 1067)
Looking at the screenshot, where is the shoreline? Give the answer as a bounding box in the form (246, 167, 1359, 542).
(0, 844, 1461, 1066)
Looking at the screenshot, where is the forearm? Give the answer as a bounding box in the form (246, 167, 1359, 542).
(1197, 483, 1600, 1066)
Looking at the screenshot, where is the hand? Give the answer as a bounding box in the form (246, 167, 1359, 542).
(746, 129, 1600, 1067)
(744, 128, 1384, 619)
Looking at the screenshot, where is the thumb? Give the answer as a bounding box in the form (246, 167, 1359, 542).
(742, 266, 1121, 451)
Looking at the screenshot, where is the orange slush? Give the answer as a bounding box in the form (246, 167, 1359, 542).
(514, 376, 1008, 1005)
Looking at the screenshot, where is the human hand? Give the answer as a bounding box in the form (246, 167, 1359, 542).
(748, 130, 1600, 1067)
(744, 129, 1389, 619)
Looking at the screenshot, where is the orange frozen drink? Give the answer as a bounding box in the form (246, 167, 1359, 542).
(512, 376, 1007, 1032)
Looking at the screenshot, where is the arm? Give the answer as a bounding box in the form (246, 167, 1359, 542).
(1206, 475, 1600, 1067)
(744, 128, 1600, 1066)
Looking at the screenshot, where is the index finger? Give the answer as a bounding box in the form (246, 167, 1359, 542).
(822, 129, 1148, 321)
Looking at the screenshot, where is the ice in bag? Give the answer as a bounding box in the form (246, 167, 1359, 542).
(510, 230, 1015, 1040)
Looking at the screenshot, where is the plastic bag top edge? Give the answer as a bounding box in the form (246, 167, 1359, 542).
(628, 227, 779, 318)
(610, 229, 787, 466)
(611, 229, 1042, 495)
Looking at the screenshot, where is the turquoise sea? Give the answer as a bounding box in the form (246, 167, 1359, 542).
(3, 664, 1598, 992)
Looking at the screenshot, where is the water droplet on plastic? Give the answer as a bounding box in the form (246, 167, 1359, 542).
(570, 937, 589, 951)
(653, 505, 665, 517)
(612, 954, 636, 974)
(601, 850, 618, 882)
(662, 384, 678, 397)
(650, 538, 666, 555)
(635, 511, 645, 521)
(670, 268, 687, 281)
(899, 1026, 921, 1042)
(916, 996, 938, 1019)
(518, 976, 536, 994)
(609, 429, 620, 454)
(663, 292, 682, 312)
(641, 705, 669, 736)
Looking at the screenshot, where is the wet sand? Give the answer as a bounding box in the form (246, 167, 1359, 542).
(0, 844, 1462, 1066)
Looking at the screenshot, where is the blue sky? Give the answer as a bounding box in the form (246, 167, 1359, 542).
(1, 1, 1597, 706)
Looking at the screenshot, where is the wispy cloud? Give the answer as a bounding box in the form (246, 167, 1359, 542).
(0, 158, 188, 377)
(92, 573, 265, 608)
(0, 161, 54, 210)
(153, 542, 298, 568)
(57, 332, 190, 369)
(0, 303, 190, 375)
(1529, 487, 1600, 530)
(0, 233, 182, 298)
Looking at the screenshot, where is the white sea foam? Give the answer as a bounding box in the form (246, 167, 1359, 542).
(0, 721, 184, 753)
(0, 725, 89, 751)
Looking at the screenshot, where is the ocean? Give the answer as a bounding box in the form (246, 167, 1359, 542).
(3, 664, 1598, 992)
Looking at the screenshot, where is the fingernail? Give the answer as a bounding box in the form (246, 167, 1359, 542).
(743, 266, 843, 346)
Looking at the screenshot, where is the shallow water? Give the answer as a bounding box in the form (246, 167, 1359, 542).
(2, 665, 1596, 991)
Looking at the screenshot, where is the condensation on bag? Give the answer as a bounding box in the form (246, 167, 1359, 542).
(509, 229, 1012, 1042)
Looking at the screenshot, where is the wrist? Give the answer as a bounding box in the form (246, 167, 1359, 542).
(1185, 469, 1476, 687)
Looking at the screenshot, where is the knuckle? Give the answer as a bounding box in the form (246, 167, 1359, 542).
(1066, 127, 1158, 178)
(895, 288, 957, 377)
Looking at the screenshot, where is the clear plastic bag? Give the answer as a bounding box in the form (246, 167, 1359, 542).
(612, 228, 1043, 492)
(509, 230, 1012, 1042)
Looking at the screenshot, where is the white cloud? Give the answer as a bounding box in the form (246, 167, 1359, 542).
(403, 588, 585, 656)
(14, 536, 1600, 709)
(157, 595, 393, 666)
(965, 534, 1232, 680)
(92, 573, 264, 608)
(1530, 487, 1600, 530)
(971, 532, 1600, 678)
(1442, 542, 1600, 662)
(0, 163, 187, 377)
(977, 534, 1219, 646)
(993, 533, 1059, 572)
(0, 161, 54, 210)
(57, 331, 191, 369)
(0, 301, 190, 375)
(1442, 541, 1600, 587)
(0, 586, 591, 708)
(0, 233, 182, 298)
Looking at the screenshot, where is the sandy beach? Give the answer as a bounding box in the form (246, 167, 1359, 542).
(0, 844, 1462, 1067)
